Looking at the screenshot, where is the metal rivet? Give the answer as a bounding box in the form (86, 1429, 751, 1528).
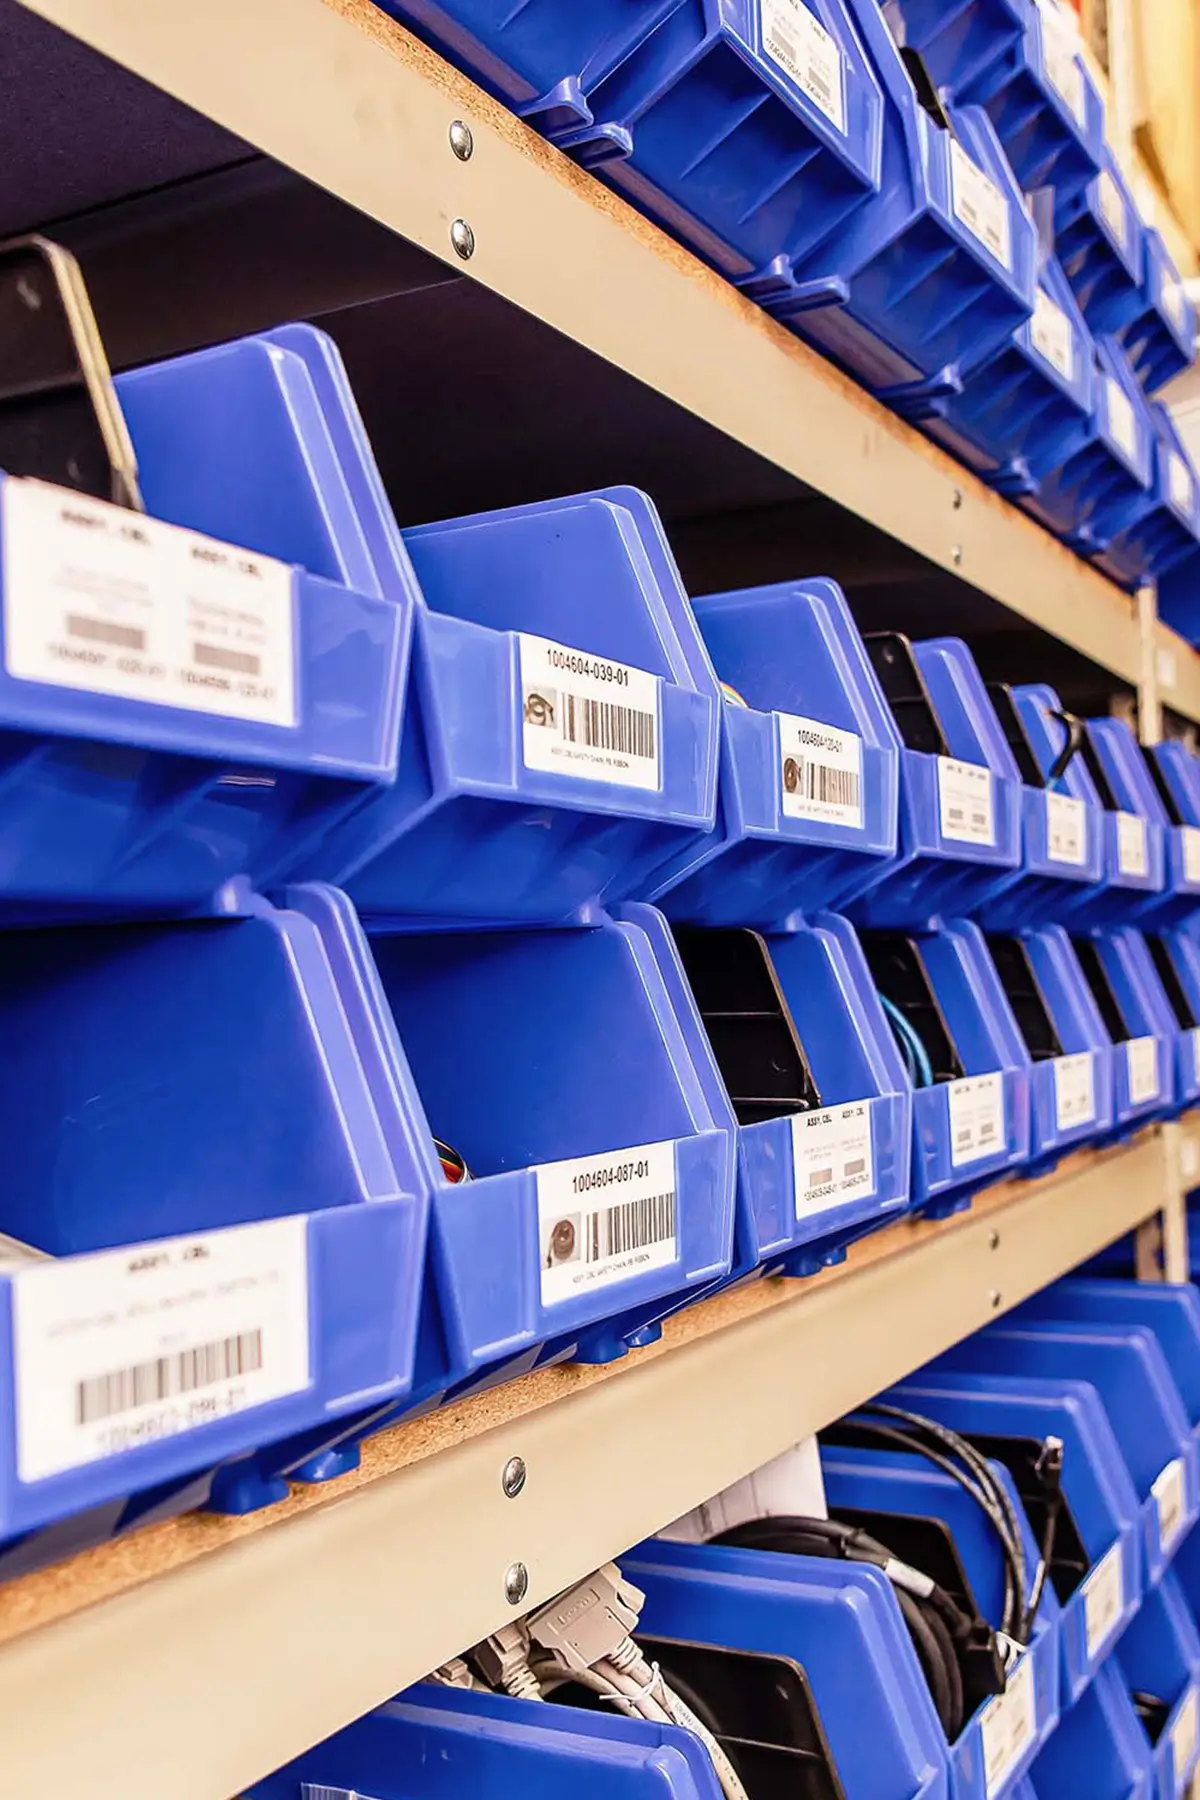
(952, 544, 964, 567)
(450, 218, 476, 260)
(502, 1456, 527, 1499)
(988, 1229, 1000, 1250)
(952, 489, 964, 510)
(504, 1561, 529, 1606)
(988, 1288, 1002, 1309)
(449, 120, 474, 161)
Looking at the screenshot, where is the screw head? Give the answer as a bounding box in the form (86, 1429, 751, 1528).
(952, 488, 964, 510)
(988, 1229, 1000, 1250)
(952, 544, 964, 567)
(449, 119, 474, 161)
(502, 1456, 527, 1499)
(504, 1561, 529, 1606)
(450, 217, 475, 260)
(988, 1288, 1003, 1309)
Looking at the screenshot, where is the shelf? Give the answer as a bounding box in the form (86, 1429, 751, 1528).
(11, 0, 1157, 705)
(0, 1130, 1171, 1800)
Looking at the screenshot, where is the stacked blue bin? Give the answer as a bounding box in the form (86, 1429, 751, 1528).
(0, 325, 444, 1556)
(818, 1441, 1061, 1799)
(637, 576, 912, 1283)
(844, 633, 1032, 1213)
(970, 682, 1118, 1168)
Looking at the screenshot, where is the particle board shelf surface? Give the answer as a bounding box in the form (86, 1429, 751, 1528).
(0, 1131, 1169, 1800)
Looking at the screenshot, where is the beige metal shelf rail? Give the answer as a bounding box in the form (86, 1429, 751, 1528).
(0, 1129, 1183, 1800)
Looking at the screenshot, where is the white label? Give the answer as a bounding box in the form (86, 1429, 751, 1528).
(1127, 1035, 1160, 1104)
(1170, 452, 1195, 515)
(1099, 168, 1127, 248)
(950, 139, 1012, 271)
(1054, 1052, 1096, 1131)
(777, 712, 864, 828)
(980, 1653, 1038, 1797)
(1153, 1456, 1188, 1554)
(1046, 790, 1087, 866)
(938, 756, 996, 845)
(948, 1072, 1006, 1166)
(2, 477, 297, 729)
(518, 633, 661, 791)
(760, 0, 846, 132)
(1083, 1542, 1125, 1658)
(1031, 288, 1075, 381)
(1034, 0, 1085, 124)
(1184, 827, 1200, 885)
(1163, 276, 1188, 336)
(1117, 810, 1150, 877)
(791, 1102, 875, 1212)
(12, 1216, 310, 1483)
(1106, 375, 1138, 465)
(536, 1140, 677, 1307)
(1171, 1687, 1199, 1789)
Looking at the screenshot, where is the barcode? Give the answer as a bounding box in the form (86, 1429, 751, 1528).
(301, 1788, 362, 1800)
(950, 806, 965, 822)
(808, 1166, 835, 1189)
(798, 758, 860, 809)
(587, 1191, 675, 1262)
(194, 641, 261, 676)
(76, 1328, 263, 1424)
(564, 694, 655, 761)
(67, 613, 145, 651)
(956, 1128, 971, 1145)
(845, 1158, 866, 1178)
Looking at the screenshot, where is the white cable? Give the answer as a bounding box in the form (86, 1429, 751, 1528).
(600, 1639, 751, 1800)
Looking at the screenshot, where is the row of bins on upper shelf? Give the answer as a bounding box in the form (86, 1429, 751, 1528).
(5, 316, 1200, 1564)
(362, 0, 1200, 598)
(250, 1272, 1200, 1800)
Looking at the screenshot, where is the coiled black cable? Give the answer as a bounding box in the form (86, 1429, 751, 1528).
(713, 1513, 983, 1739)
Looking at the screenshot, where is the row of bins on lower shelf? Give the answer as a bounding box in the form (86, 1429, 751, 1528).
(357, 0, 1200, 596)
(6, 315, 1200, 1559)
(251, 1273, 1200, 1800)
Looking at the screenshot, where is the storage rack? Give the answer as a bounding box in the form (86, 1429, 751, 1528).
(3, 2, 1200, 1795)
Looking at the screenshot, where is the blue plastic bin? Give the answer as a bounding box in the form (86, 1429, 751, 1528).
(1017, 1278, 1200, 1525)
(640, 907, 911, 1282)
(891, 1371, 1143, 1701)
(1113, 1571, 1200, 1800)
(850, 636, 1023, 927)
(1094, 405, 1200, 591)
(1142, 740, 1200, 916)
(978, 683, 1107, 928)
(374, 1, 888, 298)
(1073, 718, 1169, 920)
(820, 1442, 1061, 1800)
(0, 891, 429, 1544)
(1056, 145, 1146, 337)
(858, 918, 1031, 1215)
(0, 325, 410, 922)
(1027, 1658, 1155, 1800)
(247, 1684, 726, 1800)
(747, 6, 1037, 405)
(938, 1319, 1199, 1585)
(985, 926, 1116, 1170)
(627, 1535, 952, 1800)
(645, 577, 900, 926)
(1122, 229, 1196, 395)
(293, 485, 720, 926)
(1018, 333, 1153, 554)
(899, 253, 1094, 502)
(894, 0, 1103, 207)
(1069, 926, 1178, 1131)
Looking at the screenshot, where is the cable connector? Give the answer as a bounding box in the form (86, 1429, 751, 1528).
(427, 1654, 477, 1689)
(470, 1620, 542, 1702)
(527, 1562, 646, 1675)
